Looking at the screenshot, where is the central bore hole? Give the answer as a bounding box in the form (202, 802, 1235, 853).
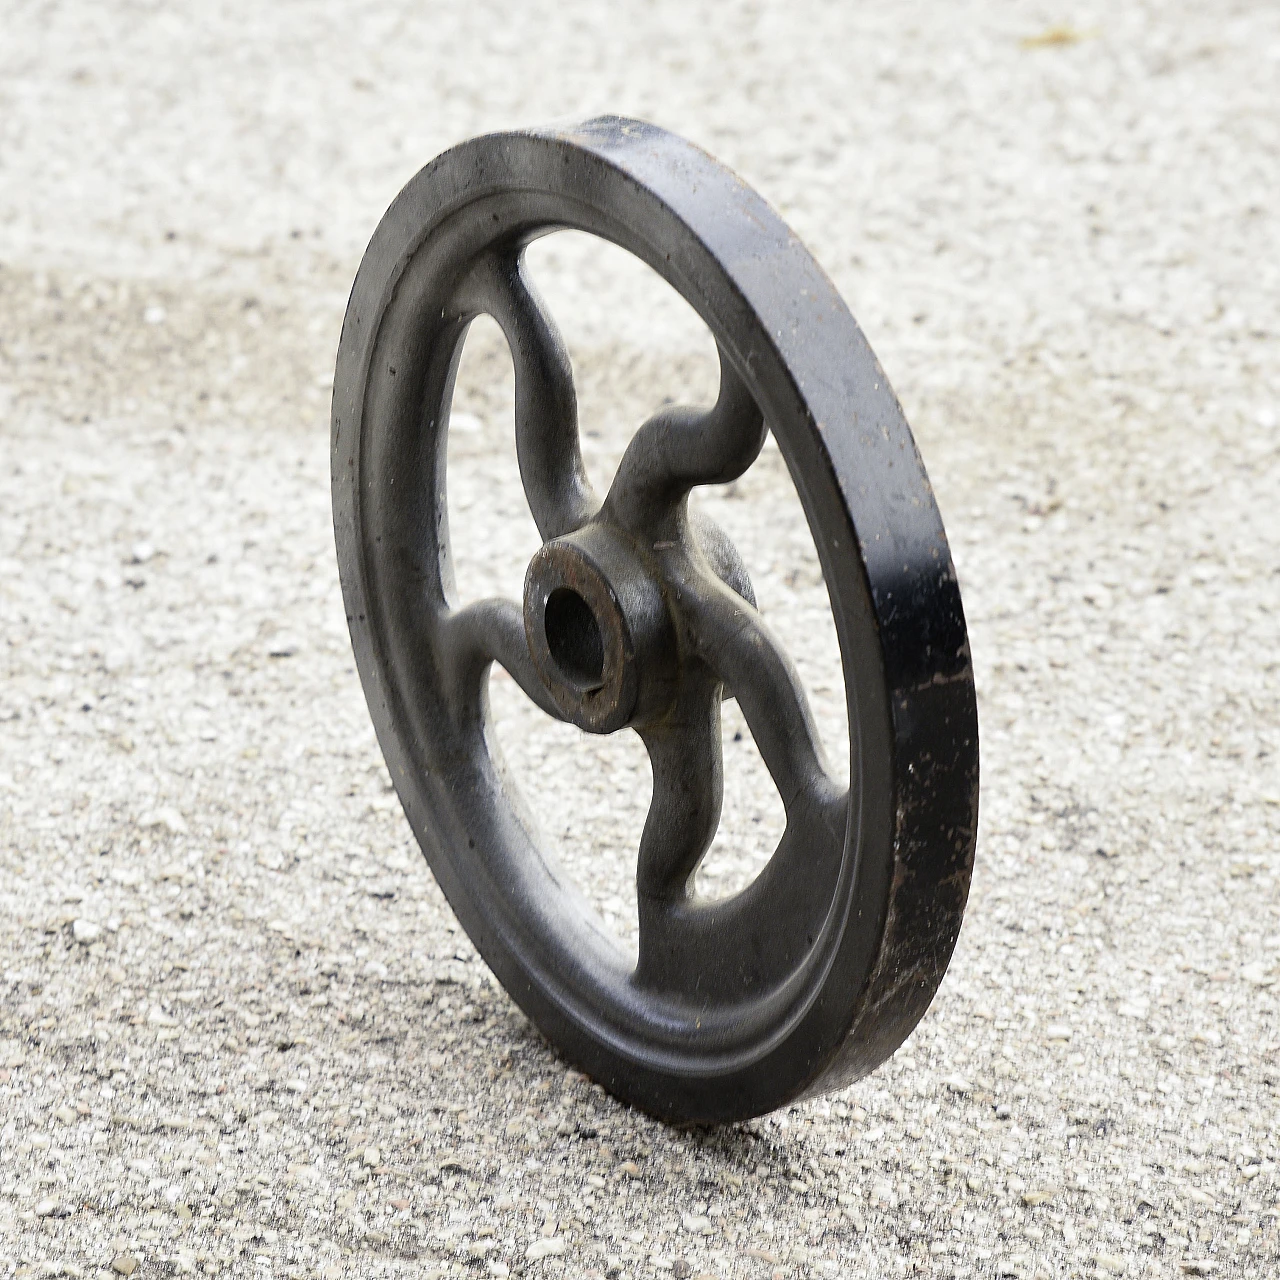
(544, 587, 605, 691)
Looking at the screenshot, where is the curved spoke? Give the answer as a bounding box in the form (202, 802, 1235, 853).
(677, 569, 839, 812)
(605, 347, 765, 538)
(635, 676, 724, 904)
(437, 597, 564, 723)
(456, 252, 597, 541)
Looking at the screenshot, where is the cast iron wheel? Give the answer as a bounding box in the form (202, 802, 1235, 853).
(332, 116, 979, 1124)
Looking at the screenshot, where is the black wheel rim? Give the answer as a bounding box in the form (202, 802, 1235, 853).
(332, 116, 979, 1123)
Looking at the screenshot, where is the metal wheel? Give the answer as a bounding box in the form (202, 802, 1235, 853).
(331, 116, 979, 1124)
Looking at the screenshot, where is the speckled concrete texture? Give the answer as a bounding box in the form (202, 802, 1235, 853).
(1, 3, 1278, 1278)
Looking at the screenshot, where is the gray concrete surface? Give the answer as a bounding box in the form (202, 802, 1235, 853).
(2, 2, 1279, 1278)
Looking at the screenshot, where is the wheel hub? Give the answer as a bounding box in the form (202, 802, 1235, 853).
(523, 524, 676, 733)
